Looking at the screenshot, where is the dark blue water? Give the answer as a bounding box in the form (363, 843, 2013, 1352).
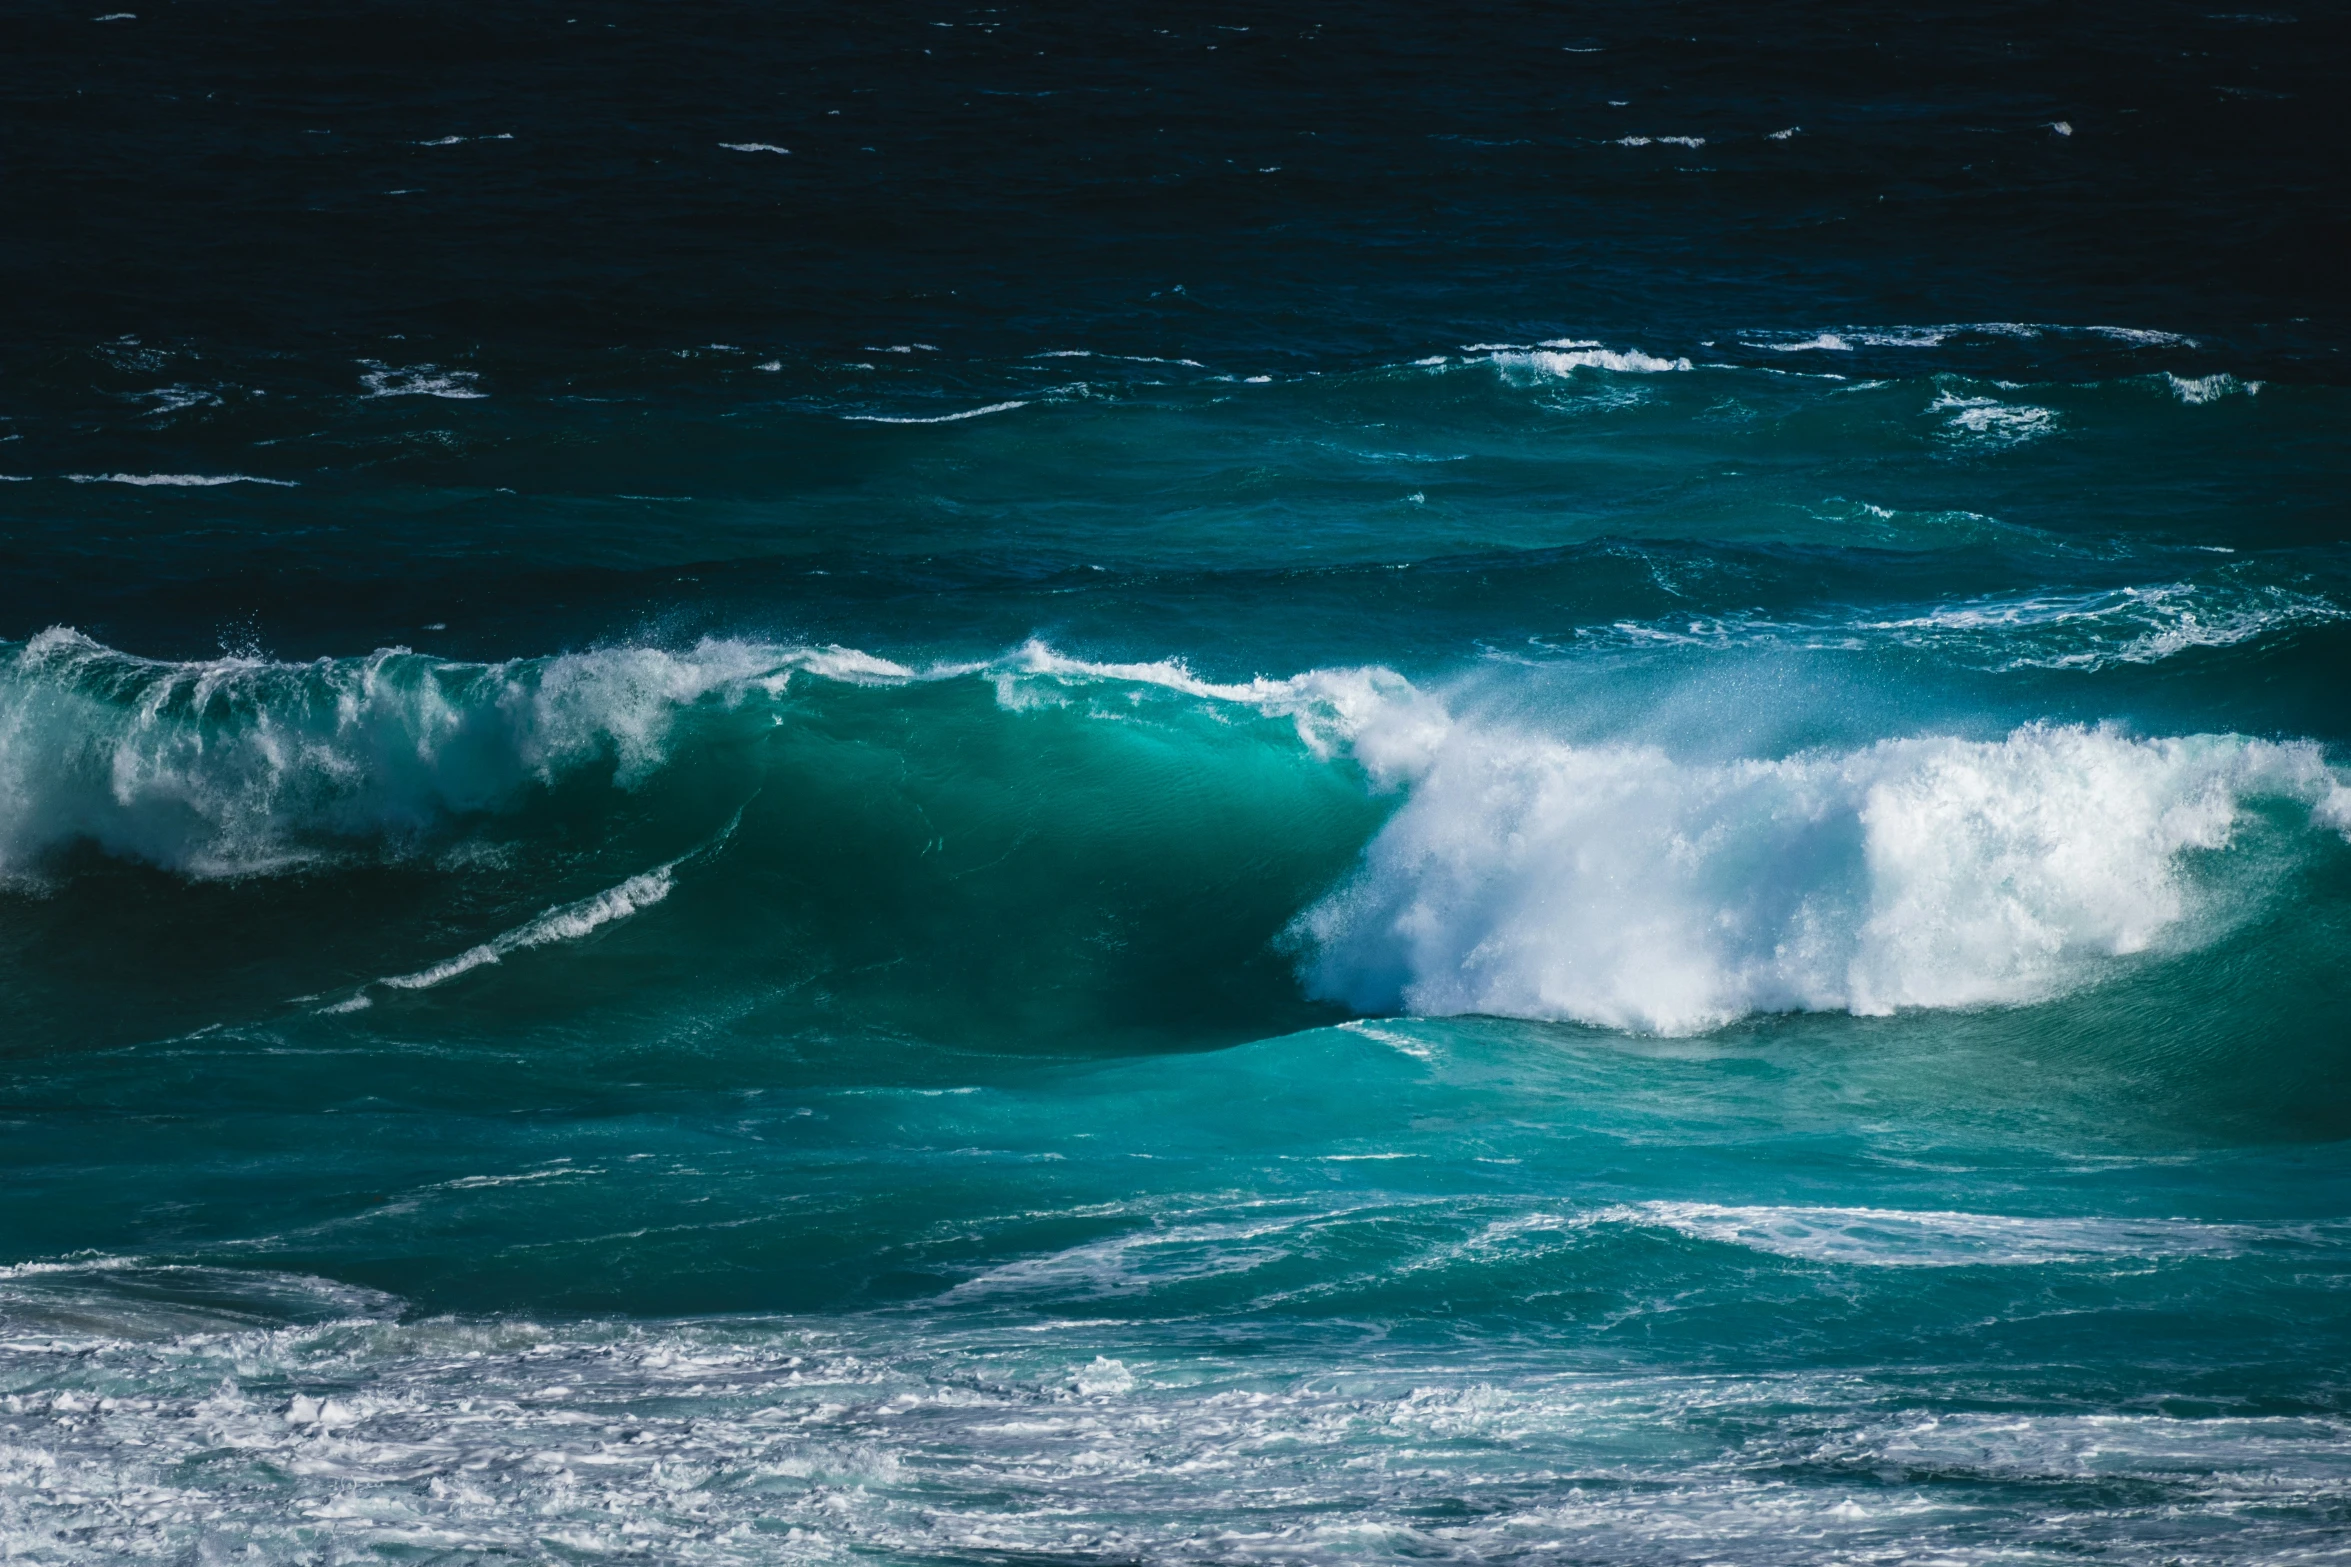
(4, 4, 2349, 1561)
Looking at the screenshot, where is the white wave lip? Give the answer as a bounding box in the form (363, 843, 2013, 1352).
(1295, 721, 2348, 1034)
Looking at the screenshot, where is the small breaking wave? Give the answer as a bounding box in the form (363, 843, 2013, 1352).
(1482, 344, 1694, 377)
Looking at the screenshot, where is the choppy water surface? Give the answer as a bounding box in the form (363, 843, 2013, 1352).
(3, 3, 2348, 1562)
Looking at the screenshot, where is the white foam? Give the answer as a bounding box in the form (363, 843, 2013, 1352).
(1296, 721, 2346, 1034)
(64, 473, 297, 487)
(358, 362, 485, 399)
(1767, 126, 1800, 139)
(843, 399, 1028, 424)
(1933, 388, 2056, 444)
(719, 142, 791, 154)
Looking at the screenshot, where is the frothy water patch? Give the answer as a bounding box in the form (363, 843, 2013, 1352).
(1932, 389, 2057, 445)
(357, 361, 484, 399)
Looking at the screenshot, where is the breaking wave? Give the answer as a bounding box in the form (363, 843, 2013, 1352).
(1295, 721, 2351, 1034)
(4, 630, 2345, 1037)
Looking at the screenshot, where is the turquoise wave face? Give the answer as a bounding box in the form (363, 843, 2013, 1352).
(5, 343, 2351, 1562)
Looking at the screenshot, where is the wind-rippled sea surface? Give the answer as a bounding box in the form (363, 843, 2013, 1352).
(4, 3, 2349, 1562)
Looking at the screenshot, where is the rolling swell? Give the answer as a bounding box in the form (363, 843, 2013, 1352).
(4, 629, 2346, 1043)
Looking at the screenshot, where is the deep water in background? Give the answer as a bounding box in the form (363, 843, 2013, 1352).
(3, 3, 2350, 1563)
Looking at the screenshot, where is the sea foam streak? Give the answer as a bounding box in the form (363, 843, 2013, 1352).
(1591, 1203, 2338, 1266)
(373, 867, 678, 994)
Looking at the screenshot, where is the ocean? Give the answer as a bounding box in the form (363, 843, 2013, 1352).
(4, 2, 2349, 1561)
